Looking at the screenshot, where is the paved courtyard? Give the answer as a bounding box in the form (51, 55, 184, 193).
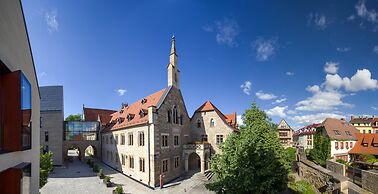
(40, 159, 214, 194)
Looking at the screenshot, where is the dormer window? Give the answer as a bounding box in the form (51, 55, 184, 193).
(141, 98, 147, 104)
(120, 109, 124, 114)
(117, 117, 125, 124)
(139, 109, 147, 118)
(333, 130, 341, 135)
(127, 114, 135, 121)
(345, 131, 352, 136)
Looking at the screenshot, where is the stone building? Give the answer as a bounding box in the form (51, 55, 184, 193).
(100, 36, 238, 187)
(40, 86, 64, 166)
(0, 0, 40, 193)
(277, 119, 294, 148)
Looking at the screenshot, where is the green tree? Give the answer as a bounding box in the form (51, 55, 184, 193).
(40, 148, 53, 188)
(285, 147, 297, 165)
(307, 127, 330, 167)
(206, 102, 290, 194)
(65, 114, 82, 121)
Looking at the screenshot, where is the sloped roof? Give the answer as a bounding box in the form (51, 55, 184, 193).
(349, 133, 378, 155)
(83, 107, 116, 126)
(322, 118, 358, 140)
(293, 123, 320, 136)
(103, 88, 167, 132)
(350, 117, 373, 124)
(372, 118, 378, 128)
(277, 119, 291, 130)
(195, 101, 239, 130)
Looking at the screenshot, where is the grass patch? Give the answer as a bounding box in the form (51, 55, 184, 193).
(288, 180, 317, 194)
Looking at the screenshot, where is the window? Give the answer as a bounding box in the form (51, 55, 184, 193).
(128, 133, 133, 145)
(350, 142, 353, 148)
(162, 134, 169, 148)
(279, 132, 288, 137)
(197, 119, 201, 128)
(368, 130, 372, 133)
(21, 73, 32, 150)
(129, 156, 134, 168)
(179, 115, 183, 125)
(210, 119, 215, 127)
(335, 142, 339, 150)
(121, 134, 125, 145)
(173, 106, 178, 124)
(174, 156, 180, 168)
(115, 135, 118, 145)
(333, 130, 341, 135)
(138, 132, 145, 146)
(64, 121, 99, 141)
(139, 158, 145, 172)
(363, 130, 366, 134)
(202, 135, 208, 142)
(115, 152, 119, 163)
(216, 135, 224, 144)
(174, 135, 179, 146)
(162, 159, 168, 173)
(121, 154, 125, 165)
(340, 142, 344, 149)
(346, 142, 349, 149)
(167, 110, 172, 123)
(45, 131, 49, 142)
(345, 131, 352, 136)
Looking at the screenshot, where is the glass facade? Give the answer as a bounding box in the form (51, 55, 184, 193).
(64, 121, 99, 141)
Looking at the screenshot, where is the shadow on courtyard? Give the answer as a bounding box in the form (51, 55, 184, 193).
(49, 158, 99, 179)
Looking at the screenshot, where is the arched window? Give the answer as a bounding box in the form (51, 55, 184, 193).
(210, 119, 215, 127)
(173, 106, 178, 124)
(167, 110, 172, 123)
(197, 119, 201, 128)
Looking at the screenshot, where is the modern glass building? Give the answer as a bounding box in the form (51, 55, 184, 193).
(64, 121, 100, 141)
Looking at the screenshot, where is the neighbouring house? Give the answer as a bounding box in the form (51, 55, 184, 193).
(40, 86, 64, 166)
(293, 123, 320, 150)
(372, 118, 378, 134)
(0, 0, 40, 193)
(319, 118, 359, 162)
(350, 116, 375, 134)
(99, 37, 238, 188)
(349, 133, 378, 161)
(277, 119, 294, 148)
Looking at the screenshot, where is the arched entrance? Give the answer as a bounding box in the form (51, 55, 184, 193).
(67, 145, 81, 161)
(188, 152, 201, 172)
(84, 145, 96, 158)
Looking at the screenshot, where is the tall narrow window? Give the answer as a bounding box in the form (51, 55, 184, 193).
(121, 154, 125, 165)
(173, 106, 177, 124)
(210, 119, 215, 127)
(162, 134, 169, 148)
(121, 134, 125, 145)
(162, 159, 168, 173)
(45, 131, 49, 142)
(167, 110, 172, 123)
(139, 158, 145, 172)
(174, 135, 179, 146)
(197, 119, 201, 128)
(139, 132, 145, 146)
(128, 133, 133, 145)
(115, 135, 118, 145)
(129, 156, 134, 168)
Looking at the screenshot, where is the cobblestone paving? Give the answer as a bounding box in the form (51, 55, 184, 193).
(40, 159, 214, 194)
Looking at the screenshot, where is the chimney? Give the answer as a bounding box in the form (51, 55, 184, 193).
(121, 103, 128, 109)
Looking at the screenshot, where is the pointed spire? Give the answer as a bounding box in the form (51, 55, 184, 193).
(170, 35, 176, 56)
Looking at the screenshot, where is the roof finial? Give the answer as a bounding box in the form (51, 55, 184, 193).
(170, 35, 176, 55)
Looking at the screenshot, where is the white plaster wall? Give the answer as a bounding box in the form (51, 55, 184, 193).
(330, 140, 356, 161)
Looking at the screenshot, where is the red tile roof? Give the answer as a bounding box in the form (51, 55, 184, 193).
(293, 123, 320, 136)
(103, 88, 167, 132)
(372, 118, 378, 128)
(322, 118, 359, 140)
(349, 133, 378, 155)
(195, 101, 239, 130)
(83, 107, 116, 126)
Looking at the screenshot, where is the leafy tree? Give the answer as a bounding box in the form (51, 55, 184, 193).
(40, 148, 53, 188)
(65, 114, 82, 121)
(307, 127, 330, 167)
(206, 102, 290, 194)
(285, 147, 297, 165)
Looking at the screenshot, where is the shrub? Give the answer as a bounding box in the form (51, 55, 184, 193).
(288, 180, 317, 194)
(98, 169, 105, 179)
(104, 176, 110, 183)
(114, 185, 123, 194)
(336, 159, 347, 164)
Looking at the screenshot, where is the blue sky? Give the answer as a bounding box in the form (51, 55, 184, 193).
(22, 0, 378, 129)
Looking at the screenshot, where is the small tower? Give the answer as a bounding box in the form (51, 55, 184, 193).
(168, 35, 180, 88)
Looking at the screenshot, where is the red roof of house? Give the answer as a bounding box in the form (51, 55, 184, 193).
(83, 107, 116, 126)
(293, 123, 320, 136)
(195, 101, 239, 130)
(372, 118, 378, 128)
(349, 133, 378, 155)
(322, 118, 358, 140)
(103, 88, 167, 132)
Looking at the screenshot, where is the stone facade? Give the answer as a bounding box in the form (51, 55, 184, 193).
(362, 170, 378, 194)
(326, 160, 346, 176)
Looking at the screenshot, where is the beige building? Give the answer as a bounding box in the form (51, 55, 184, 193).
(0, 0, 40, 193)
(101, 37, 238, 188)
(277, 119, 294, 148)
(350, 116, 375, 134)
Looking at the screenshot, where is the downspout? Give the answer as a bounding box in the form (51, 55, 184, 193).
(148, 124, 151, 186)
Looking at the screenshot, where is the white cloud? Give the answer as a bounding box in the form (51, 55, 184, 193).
(252, 37, 278, 61)
(287, 110, 297, 115)
(336, 47, 351, 52)
(373, 45, 378, 54)
(372, 106, 378, 110)
(45, 9, 59, 32)
(290, 112, 345, 125)
(115, 89, 127, 96)
(286, 72, 294, 76)
(308, 13, 328, 29)
(324, 69, 378, 92)
(296, 85, 351, 111)
(240, 81, 252, 95)
(273, 98, 287, 104)
(324, 62, 339, 74)
(355, 0, 378, 24)
(266, 106, 288, 118)
(256, 91, 277, 100)
(236, 115, 244, 126)
(214, 18, 239, 47)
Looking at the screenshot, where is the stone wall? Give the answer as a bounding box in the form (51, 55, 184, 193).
(362, 170, 378, 194)
(326, 160, 345, 176)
